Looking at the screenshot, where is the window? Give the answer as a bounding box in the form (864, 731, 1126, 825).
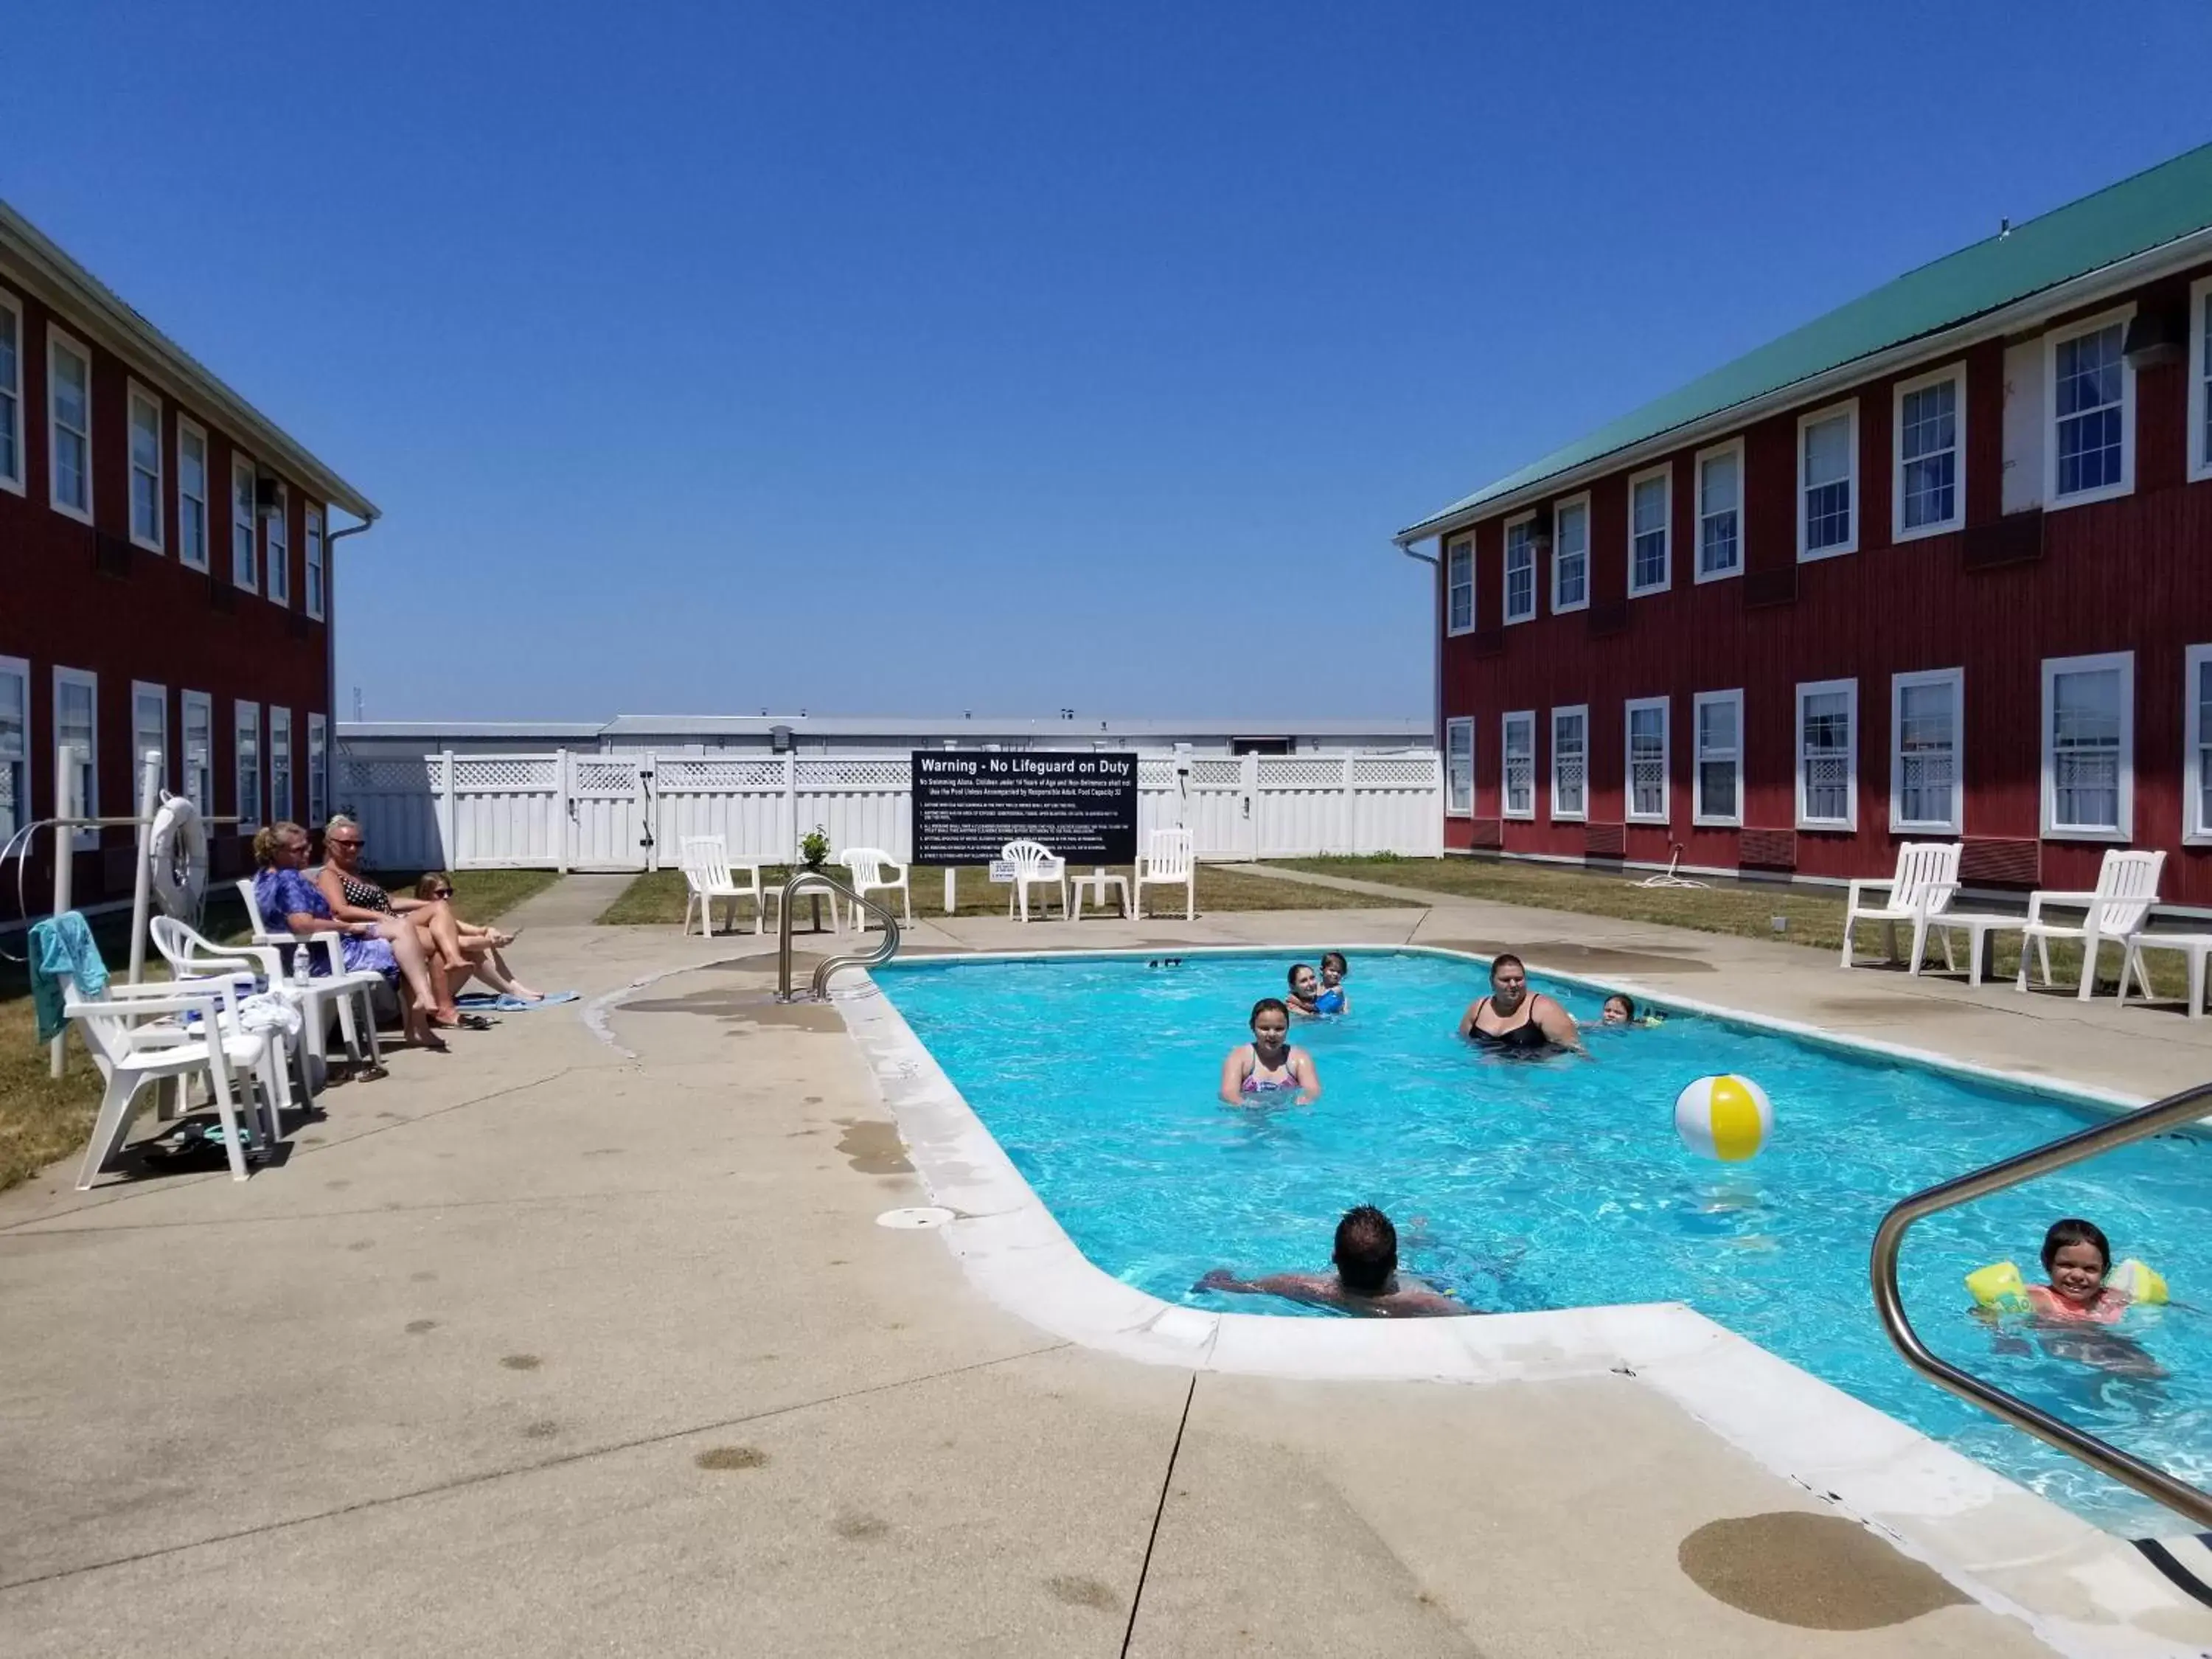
(181, 692, 212, 816)
(131, 682, 167, 797)
(1551, 495, 1589, 612)
(308, 712, 329, 827)
(1550, 705, 1587, 820)
(1502, 711, 1535, 818)
(1798, 403, 1857, 558)
(2194, 277, 2212, 484)
(1444, 717, 1473, 815)
(0, 291, 21, 494)
(266, 481, 290, 606)
(55, 668, 98, 849)
(1625, 698, 1669, 822)
(2048, 310, 2132, 506)
(1628, 467, 1671, 595)
(1446, 538, 1474, 636)
(1503, 516, 1537, 623)
(2188, 647, 2212, 843)
(1693, 690, 1742, 826)
(270, 706, 293, 823)
(1795, 678, 1857, 830)
(2041, 651, 2132, 839)
(49, 329, 93, 522)
(306, 506, 326, 619)
(0, 657, 26, 846)
(128, 384, 164, 552)
(1894, 366, 1964, 539)
(235, 701, 262, 832)
(177, 420, 209, 571)
(1695, 441, 1742, 580)
(1891, 669, 1963, 833)
(232, 454, 259, 590)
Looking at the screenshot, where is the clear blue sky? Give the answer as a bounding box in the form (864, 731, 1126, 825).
(9, 3, 2210, 723)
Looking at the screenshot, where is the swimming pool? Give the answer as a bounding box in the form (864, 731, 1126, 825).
(875, 947, 2212, 1537)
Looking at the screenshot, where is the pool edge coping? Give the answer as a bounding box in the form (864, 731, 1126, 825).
(840, 943, 2211, 1659)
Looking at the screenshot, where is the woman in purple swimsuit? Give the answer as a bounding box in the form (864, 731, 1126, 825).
(1219, 997, 1321, 1106)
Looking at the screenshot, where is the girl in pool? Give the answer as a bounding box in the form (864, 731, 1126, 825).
(1220, 997, 1321, 1105)
(1315, 951, 1352, 1015)
(1600, 993, 1663, 1027)
(2027, 1219, 2135, 1325)
(1286, 963, 1323, 1018)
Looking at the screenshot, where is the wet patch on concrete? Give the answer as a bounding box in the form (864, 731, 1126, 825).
(1813, 994, 1955, 1019)
(582, 1147, 624, 1157)
(1677, 1512, 1966, 1629)
(622, 986, 844, 1032)
(405, 1319, 438, 1335)
(325, 1179, 352, 1191)
(410, 1270, 438, 1283)
(834, 1119, 913, 1175)
(521, 1419, 561, 1439)
(1045, 1574, 1119, 1613)
(500, 1354, 543, 1371)
(832, 1512, 891, 1541)
(695, 1445, 768, 1471)
(346, 1240, 375, 1252)
(1426, 939, 1717, 975)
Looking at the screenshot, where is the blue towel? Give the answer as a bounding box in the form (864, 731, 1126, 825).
(29, 912, 109, 1043)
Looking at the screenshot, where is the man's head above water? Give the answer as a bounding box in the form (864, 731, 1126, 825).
(1332, 1205, 1398, 1295)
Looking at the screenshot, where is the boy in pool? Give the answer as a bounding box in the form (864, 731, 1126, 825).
(1219, 997, 1321, 1105)
(1315, 951, 1351, 1015)
(1197, 1206, 1470, 1318)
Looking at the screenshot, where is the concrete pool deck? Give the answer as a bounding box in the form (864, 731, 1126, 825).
(2, 874, 2210, 1656)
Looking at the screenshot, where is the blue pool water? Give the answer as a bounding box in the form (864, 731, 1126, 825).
(877, 948, 2212, 1535)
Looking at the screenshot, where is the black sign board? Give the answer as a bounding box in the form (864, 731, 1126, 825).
(911, 750, 1139, 864)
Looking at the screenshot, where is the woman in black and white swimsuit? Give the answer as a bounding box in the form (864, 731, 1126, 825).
(1459, 953, 1583, 1055)
(316, 815, 543, 1010)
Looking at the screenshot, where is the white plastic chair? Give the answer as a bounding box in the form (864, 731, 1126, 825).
(679, 836, 773, 936)
(838, 847, 913, 931)
(1001, 839, 1068, 922)
(152, 914, 377, 1097)
(1133, 828, 1197, 921)
(1838, 841, 1961, 973)
(237, 875, 396, 1032)
(63, 968, 285, 1187)
(2016, 849, 2166, 1001)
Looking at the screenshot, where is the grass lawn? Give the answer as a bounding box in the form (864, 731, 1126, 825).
(597, 862, 1422, 925)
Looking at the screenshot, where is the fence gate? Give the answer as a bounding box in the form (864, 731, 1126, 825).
(1185, 757, 1256, 860)
(566, 755, 651, 871)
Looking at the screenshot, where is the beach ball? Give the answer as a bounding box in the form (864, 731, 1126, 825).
(1674, 1074, 1772, 1162)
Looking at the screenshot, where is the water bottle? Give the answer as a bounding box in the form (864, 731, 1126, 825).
(293, 942, 313, 990)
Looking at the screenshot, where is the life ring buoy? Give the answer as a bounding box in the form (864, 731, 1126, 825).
(149, 793, 209, 920)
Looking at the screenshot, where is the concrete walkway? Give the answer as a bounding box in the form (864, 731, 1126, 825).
(1, 881, 2207, 1656)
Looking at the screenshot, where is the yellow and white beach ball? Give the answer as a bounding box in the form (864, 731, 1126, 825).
(1674, 1074, 1773, 1163)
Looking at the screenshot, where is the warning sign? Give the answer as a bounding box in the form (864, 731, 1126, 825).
(911, 751, 1138, 864)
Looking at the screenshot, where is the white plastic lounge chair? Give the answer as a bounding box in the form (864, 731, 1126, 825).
(237, 876, 396, 1029)
(838, 847, 913, 931)
(1133, 829, 1197, 921)
(2015, 849, 2166, 1001)
(1001, 839, 1068, 922)
(679, 836, 773, 936)
(1839, 841, 1961, 973)
(152, 914, 375, 1097)
(64, 968, 285, 1187)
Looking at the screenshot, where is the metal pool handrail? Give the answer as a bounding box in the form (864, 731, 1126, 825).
(776, 869, 901, 1002)
(1870, 1077, 2212, 1530)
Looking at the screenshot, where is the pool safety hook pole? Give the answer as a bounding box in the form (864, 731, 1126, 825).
(126, 749, 161, 986)
(1870, 1076, 2212, 1531)
(50, 743, 78, 1077)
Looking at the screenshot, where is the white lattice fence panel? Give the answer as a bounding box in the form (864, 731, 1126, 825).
(1351, 755, 1439, 788)
(337, 754, 442, 870)
(1186, 758, 1244, 790)
(451, 756, 559, 793)
(655, 758, 787, 793)
(1255, 757, 1347, 791)
(342, 757, 434, 793)
(572, 759, 640, 796)
(794, 759, 911, 791)
(1138, 759, 1177, 790)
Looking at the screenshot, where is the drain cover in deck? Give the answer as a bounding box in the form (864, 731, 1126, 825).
(876, 1206, 956, 1230)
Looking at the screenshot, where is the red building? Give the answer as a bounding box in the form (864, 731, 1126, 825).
(0, 201, 376, 911)
(1399, 145, 2212, 910)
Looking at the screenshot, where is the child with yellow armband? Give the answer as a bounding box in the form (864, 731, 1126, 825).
(1966, 1219, 2167, 1326)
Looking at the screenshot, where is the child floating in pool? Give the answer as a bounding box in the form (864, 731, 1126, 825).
(1315, 951, 1351, 1015)
(1197, 1205, 1470, 1318)
(1600, 993, 1663, 1028)
(1219, 997, 1321, 1105)
(1285, 962, 1323, 1018)
(2028, 1219, 2135, 1325)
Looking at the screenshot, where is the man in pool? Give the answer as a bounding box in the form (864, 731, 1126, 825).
(1196, 1206, 1471, 1318)
(1460, 954, 1583, 1054)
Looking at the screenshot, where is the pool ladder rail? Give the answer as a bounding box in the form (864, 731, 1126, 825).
(1870, 1077, 2212, 1530)
(776, 869, 901, 1003)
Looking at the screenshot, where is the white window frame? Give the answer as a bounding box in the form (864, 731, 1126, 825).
(1890, 667, 1964, 835)
(1691, 689, 1743, 827)
(47, 327, 94, 525)
(130, 680, 169, 796)
(1693, 439, 1744, 582)
(307, 712, 329, 827)
(269, 705, 293, 824)
(126, 380, 165, 554)
(181, 690, 212, 817)
(266, 480, 290, 607)
(1892, 364, 1966, 542)
(235, 700, 262, 833)
(1624, 696, 1669, 824)
(2190, 276, 2212, 484)
(1796, 400, 1859, 561)
(1550, 704, 1587, 821)
(1444, 716, 1474, 816)
(2045, 304, 2136, 511)
(1500, 709, 1536, 818)
(1794, 678, 1859, 830)
(176, 417, 210, 572)
(54, 667, 99, 849)
(306, 504, 327, 619)
(1445, 538, 1475, 637)
(2040, 650, 2133, 841)
(1549, 492, 1590, 613)
(1501, 513, 1538, 625)
(0, 288, 23, 497)
(232, 453, 260, 592)
(1626, 465, 1672, 597)
(0, 655, 28, 845)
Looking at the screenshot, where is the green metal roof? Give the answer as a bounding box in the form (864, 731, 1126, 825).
(1404, 141, 2212, 539)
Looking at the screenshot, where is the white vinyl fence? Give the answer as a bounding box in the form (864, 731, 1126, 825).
(336, 750, 1442, 873)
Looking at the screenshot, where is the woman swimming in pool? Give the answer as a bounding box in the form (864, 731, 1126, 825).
(1460, 954, 1583, 1054)
(1220, 997, 1321, 1105)
(1315, 951, 1352, 1015)
(1286, 963, 1323, 1018)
